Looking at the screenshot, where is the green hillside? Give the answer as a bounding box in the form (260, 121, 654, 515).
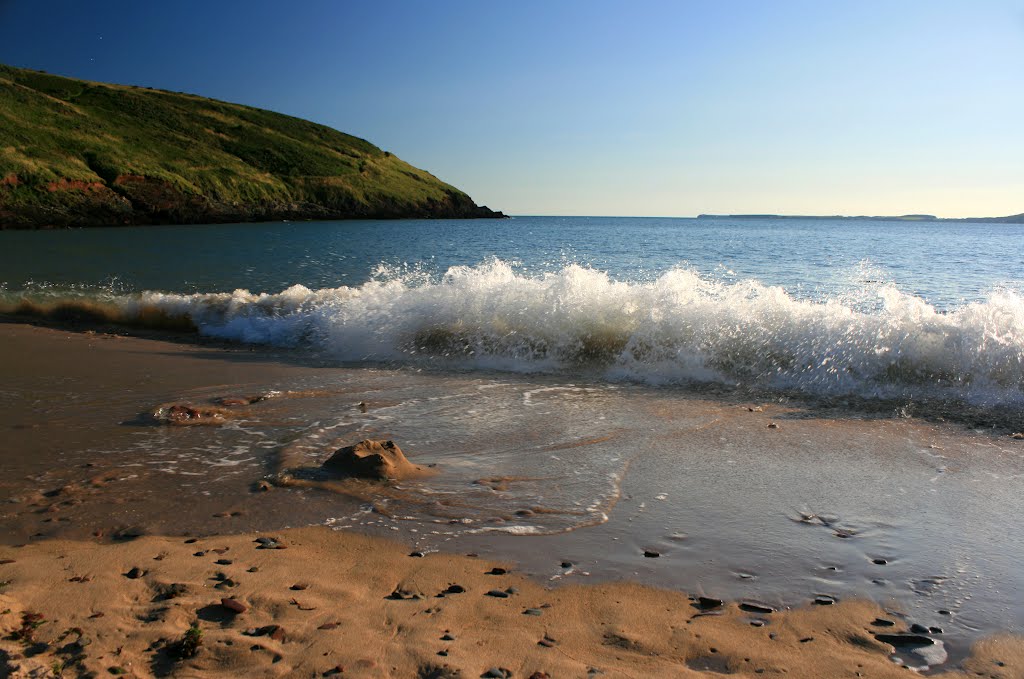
(0, 64, 503, 228)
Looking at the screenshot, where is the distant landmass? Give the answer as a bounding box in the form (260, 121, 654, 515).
(697, 213, 1024, 223)
(0, 64, 504, 228)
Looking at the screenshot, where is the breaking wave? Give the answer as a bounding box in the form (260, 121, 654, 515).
(4, 260, 1024, 408)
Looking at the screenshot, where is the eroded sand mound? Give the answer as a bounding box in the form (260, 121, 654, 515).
(323, 439, 425, 481)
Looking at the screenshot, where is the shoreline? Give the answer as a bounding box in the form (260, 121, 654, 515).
(1, 322, 1022, 676)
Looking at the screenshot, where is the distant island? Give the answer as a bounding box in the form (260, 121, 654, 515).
(0, 64, 504, 228)
(697, 213, 1024, 223)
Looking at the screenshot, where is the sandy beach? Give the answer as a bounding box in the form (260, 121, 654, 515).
(1, 322, 1022, 678)
(2, 527, 1021, 678)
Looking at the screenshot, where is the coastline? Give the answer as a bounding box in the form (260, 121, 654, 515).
(1, 322, 1022, 677)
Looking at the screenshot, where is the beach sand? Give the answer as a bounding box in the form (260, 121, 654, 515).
(1, 322, 1022, 677)
(1, 528, 1021, 678)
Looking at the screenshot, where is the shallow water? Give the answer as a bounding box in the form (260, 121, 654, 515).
(3, 326, 1020, 666)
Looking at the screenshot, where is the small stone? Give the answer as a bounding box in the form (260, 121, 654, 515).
(125, 567, 145, 579)
(441, 633, 455, 641)
(482, 668, 512, 678)
(409, 551, 424, 558)
(813, 595, 835, 605)
(767, 422, 779, 429)
(643, 550, 660, 558)
(505, 587, 519, 595)
(874, 633, 935, 647)
(749, 620, 765, 627)
(560, 561, 572, 568)
(698, 596, 723, 610)
(871, 618, 896, 627)
(248, 566, 259, 573)
(929, 626, 943, 634)
(872, 558, 887, 565)
(523, 608, 543, 616)
(184, 538, 198, 544)
(910, 623, 929, 634)
(444, 584, 466, 594)
(938, 609, 952, 616)
(290, 583, 309, 591)
(486, 589, 510, 598)
(487, 567, 507, 575)
(221, 598, 247, 614)
(528, 673, 551, 679)
(739, 602, 774, 614)
(216, 559, 233, 565)
(254, 480, 273, 492)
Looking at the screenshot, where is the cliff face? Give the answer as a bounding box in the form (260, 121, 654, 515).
(0, 65, 503, 228)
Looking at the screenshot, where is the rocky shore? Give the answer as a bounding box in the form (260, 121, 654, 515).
(0, 175, 505, 230)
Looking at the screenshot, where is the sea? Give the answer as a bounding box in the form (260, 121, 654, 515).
(2, 215, 1023, 410)
(2, 216, 1023, 662)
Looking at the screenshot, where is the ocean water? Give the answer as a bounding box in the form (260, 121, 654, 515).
(3, 216, 1023, 414)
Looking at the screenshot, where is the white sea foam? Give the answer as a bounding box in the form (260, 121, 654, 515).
(12, 260, 1024, 407)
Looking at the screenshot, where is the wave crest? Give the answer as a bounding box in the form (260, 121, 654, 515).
(4, 260, 1023, 406)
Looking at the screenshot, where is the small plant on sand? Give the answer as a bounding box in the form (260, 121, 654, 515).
(167, 622, 203, 660)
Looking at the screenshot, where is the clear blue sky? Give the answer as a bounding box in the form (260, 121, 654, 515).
(1, 0, 1021, 217)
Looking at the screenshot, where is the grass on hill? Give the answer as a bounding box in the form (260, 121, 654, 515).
(0, 64, 495, 225)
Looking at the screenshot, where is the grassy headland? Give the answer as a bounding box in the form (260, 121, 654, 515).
(0, 64, 503, 228)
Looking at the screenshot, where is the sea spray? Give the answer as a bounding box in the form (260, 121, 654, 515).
(3, 260, 1023, 408)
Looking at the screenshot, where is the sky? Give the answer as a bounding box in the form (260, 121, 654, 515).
(1, 0, 1022, 218)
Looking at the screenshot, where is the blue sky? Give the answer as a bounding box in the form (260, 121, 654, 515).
(1, 0, 1022, 217)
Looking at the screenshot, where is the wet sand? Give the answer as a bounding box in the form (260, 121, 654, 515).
(1, 322, 1022, 677)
